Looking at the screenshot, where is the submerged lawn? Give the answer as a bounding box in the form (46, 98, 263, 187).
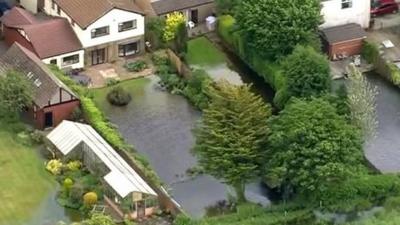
(91, 77, 150, 108)
(0, 122, 55, 225)
(186, 37, 226, 66)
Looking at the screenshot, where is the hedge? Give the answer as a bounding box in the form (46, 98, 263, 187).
(217, 15, 286, 108)
(49, 65, 161, 186)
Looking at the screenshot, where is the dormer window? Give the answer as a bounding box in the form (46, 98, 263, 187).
(57, 5, 61, 15)
(33, 79, 42, 87)
(91, 26, 109, 38)
(118, 20, 137, 32)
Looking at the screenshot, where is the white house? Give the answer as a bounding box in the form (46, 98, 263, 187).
(18, 0, 42, 14)
(320, 0, 371, 28)
(43, 0, 145, 66)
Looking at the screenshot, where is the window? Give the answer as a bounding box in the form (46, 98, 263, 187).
(118, 20, 137, 32)
(57, 5, 61, 15)
(62, 54, 79, 66)
(51, 0, 55, 9)
(50, 59, 57, 65)
(91, 26, 109, 38)
(71, 20, 75, 26)
(118, 42, 139, 57)
(341, 0, 352, 9)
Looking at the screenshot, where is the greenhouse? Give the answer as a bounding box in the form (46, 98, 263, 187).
(46, 120, 158, 220)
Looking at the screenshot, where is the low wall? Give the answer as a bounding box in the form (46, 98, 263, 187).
(166, 49, 191, 79)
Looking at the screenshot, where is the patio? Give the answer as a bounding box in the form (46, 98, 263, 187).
(83, 54, 154, 88)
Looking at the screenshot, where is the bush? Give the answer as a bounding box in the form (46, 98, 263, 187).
(125, 60, 148, 72)
(218, 15, 236, 47)
(29, 130, 44, 144)
(106, 78, 120, 87)
(66, 160, 82, 171)
(146, 17, 166, 49)
(107, 86, 132, 106)
(83, 192, 98, 206)
(68, 183, 85, 208)
(362, 41, 380, 64)
(387, 62, 400, 86)
(46, 159, 63, 175)
(182, 70, 212, 109)
(63, 178, 74, 190)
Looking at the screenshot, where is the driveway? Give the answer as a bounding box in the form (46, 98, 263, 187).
(372, 13, 400, 30)
(367, 25, 400, 61)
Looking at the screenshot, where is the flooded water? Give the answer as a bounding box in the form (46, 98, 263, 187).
(364, 73, 400, 172)
(25, 188, 82, 225)
(95, 76, 271, 217)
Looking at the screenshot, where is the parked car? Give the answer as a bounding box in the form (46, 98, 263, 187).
(371, 0, 399, 17)
(0, 1, 10, 17)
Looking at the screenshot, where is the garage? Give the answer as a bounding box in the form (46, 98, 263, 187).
(321, 23, 367, 60)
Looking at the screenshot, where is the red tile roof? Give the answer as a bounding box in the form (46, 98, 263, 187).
(55, 0, 144, 29)
(1, 6, 37, 27)
(2, 7, 82, 59)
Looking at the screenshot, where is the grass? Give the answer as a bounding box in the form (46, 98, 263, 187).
(0, 121, 55, 225)
(186, 37, 226, 66)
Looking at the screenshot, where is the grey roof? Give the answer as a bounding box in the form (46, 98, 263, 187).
(0, 43, 77, 108)
(151, 0, 214, 15)
(321, 23, 367, 44)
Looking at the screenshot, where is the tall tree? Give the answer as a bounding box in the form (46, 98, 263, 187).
(193, 82, 271, 202)
(265, 98, 363, 195)
(0, 70, 33, 117)
(346, 64, 378, 141)
(282, 45, 331, 102)
(235, 0, 322, 60)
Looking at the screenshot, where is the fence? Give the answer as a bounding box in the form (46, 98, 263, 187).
(166, 49, 191, 79)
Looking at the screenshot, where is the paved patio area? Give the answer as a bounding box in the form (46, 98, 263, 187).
(84, 54, 154, 88)
(367, 25, 400, 61)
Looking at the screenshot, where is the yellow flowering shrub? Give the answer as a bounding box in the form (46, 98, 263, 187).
(46, 159, 63, 175)
(163, 12, 186, 42)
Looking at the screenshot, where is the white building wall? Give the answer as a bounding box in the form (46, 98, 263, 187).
(42, 50, 85, 69)
(20, 0, 38, 13)
(320, 0, 370, 28)
(44, 0, 145, 48)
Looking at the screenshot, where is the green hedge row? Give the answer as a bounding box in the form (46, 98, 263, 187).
(313, 174, 400, 212)
(362, 41, 400, 86)
(217, 15, 286, 108)
(49, 65, 161, 186)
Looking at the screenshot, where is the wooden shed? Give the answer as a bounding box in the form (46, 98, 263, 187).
(321, 23, 367, 60)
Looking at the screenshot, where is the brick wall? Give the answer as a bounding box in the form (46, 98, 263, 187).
(35, 100, 80, 129)
(329, 39, 364, 60)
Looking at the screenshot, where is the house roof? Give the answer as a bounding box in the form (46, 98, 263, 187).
(321, 23, 367, 44)
(0, 6, 37, 27)
(21, 19, 83, 58)
(0, 43, 77, 108)
(55, 0, 144, 29)
(47, 120, 157, 198)
(151, 0, 214, 15)
(2, 7, 82, 59)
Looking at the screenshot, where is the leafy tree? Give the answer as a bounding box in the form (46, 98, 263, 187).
(265, 98, 363, 195)
(215, 0, 240, 14)
(174, 21, 188, 54)
(346, 64, 378, 141)
(163, 12, 186, 42)
(193, 81, 271, 202)
(282, 45, 331, 102)
(145, 17, 166, 49)
(0, 70, 33, 116)
(235, 0, 322, 60)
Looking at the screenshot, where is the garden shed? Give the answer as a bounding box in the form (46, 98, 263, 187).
(46, 120, 158, 220)
(321, 23, 367, 60)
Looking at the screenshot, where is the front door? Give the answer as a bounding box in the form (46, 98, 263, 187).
(190, 9, 198, 24)
(136, 200, 145, 219)
(44, 112, 53, 128)
(91, 48, 106, 65)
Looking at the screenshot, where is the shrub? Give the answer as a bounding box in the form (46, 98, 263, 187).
(63, 178, 74, 190)
(83, 192, 98, 206)
(46, 159, 63, 175)
(29, 130, 44, 144)
(218, 15, 236, 47)
(70, 107, 83, 121)
(69, 183, 85, 207)
(106, 78, 120, 87)
(152, 54, 169, 66)
(362, 41, 380, 64)
(387, 62, 400, 86)
(107, 86, 132, 106)
(66, 160, 82, 171)
(145, 17, 166, 49)
(125, 60, 148, 72)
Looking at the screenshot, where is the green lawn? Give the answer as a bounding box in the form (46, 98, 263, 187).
(0, 122, 55, 225)
(186, 37, 226, 66)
